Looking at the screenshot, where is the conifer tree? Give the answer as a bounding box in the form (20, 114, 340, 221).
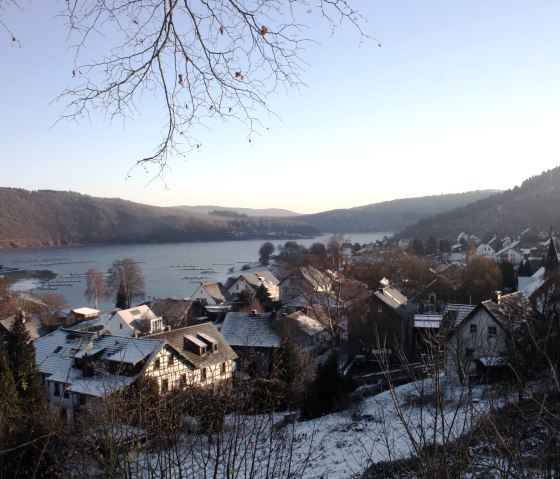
(0, 342, 20, 450)
(302, 352, 347, 419)
(116, 280, 127, 309)
(255, 284, 272, 307)
(277, 336, 302, 406)
(7, 311, 45, 411)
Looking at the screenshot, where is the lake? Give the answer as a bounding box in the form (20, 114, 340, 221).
(0, 232, 391, 311)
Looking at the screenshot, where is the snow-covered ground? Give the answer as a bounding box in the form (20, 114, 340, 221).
(126, 374, 496, 479)
(285, 376, 489, 479)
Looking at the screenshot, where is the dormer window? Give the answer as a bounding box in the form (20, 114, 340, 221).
(184, 335, 207, 356)
(197, 332, 218, 353)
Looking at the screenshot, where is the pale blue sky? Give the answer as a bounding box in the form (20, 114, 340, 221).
(1, 1, 560, 214)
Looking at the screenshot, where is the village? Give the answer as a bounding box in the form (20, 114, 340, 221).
(1, 229, 560, 477)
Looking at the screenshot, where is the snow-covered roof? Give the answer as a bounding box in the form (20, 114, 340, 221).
(114, 305, 159, 325)
(72, 307, 100, 316)
(34, 329, 163, 397)
(220, 312, 281, 348)
(285, 311, 325, 337)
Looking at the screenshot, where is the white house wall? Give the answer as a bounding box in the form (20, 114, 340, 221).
(105, 315, 134, 337)
(445, 308, 508, 378)
(144, 347, 236, 392)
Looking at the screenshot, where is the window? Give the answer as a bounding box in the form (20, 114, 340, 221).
(201, 368, 207, 381)
(161, 379, 168, 392)
(487, 326, 497, 337)
(377, 305, 383, 313)
(154, 358, 160, 370)
(168, 355, 174, 366)
(221, 362, 227, 375)
(469, 324, 477, 334)
(465, 348, 474, 358)
(180, 374, 187, 386)
(53, 382, 60, 397)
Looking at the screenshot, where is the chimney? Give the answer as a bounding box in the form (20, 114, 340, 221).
(492, 291, 502, 304)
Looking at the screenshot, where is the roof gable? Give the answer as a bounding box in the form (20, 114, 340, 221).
(148, 322, 237, 368)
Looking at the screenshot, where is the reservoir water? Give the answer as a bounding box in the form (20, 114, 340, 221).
(0, 232, 391, 311)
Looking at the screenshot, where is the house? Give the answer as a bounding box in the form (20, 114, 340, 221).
(445, 252, 467, 267)
(439, 303, 477, 335)
(444, 292, 536, 382)
(495, 241, 524, 266)
(147, 322, 238, 390)
(348, 278, 416, 362)
(226, 271, 280, 301)
(279, 311, 330, 354)
(520, 237, 560, 317)
(190, 281, 233, 306)
(105, 305, 164, 337)
(0, 311, 47, 342)
(148, 298, 195, 329)
(278, 266, 332, 303)
(476, 243, 495, 258)
(457, 232, 469, 244)
(398, 238, 412, 251)
(413, 313, 442, 356)
(413, 274, 458, 315)
(66, 307, 101, 326)
(34, 329, 165, 422)
(282, 290, 345, 315)
(219, 311, 281, 377)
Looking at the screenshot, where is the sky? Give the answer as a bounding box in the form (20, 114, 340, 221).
(1, 1, 560, 214)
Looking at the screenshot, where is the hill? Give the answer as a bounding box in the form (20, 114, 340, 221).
(294, 190, 499, 233)
(0, 189, 317, 249)
(176, 205, 300, 217)
(399, 166, 560, 240)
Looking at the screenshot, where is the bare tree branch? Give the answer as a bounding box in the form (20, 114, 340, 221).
(46, 0, 369, 173)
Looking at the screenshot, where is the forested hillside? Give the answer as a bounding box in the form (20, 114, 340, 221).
(0, 189, 317, 248)
(399, 167, 560, 240)
(295, 190, 499, 233)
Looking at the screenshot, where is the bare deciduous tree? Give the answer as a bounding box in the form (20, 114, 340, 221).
(106, 258, 145, 308)
(84, 268, 107, 309)
(34, 291, 69, 327)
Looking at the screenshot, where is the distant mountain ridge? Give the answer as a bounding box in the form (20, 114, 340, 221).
(0, 189, 317, 249)
(399, 166, 560, 240)
(294, 190, 500, 233)
(176, 205, 300, 217)
(3, 166, 558, 250)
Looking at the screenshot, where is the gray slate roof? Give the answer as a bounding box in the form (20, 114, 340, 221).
(148, 322, 237, 369)
(220, 312, 281, 349)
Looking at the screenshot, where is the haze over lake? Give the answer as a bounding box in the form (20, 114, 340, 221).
(0, 232, 391, 311)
